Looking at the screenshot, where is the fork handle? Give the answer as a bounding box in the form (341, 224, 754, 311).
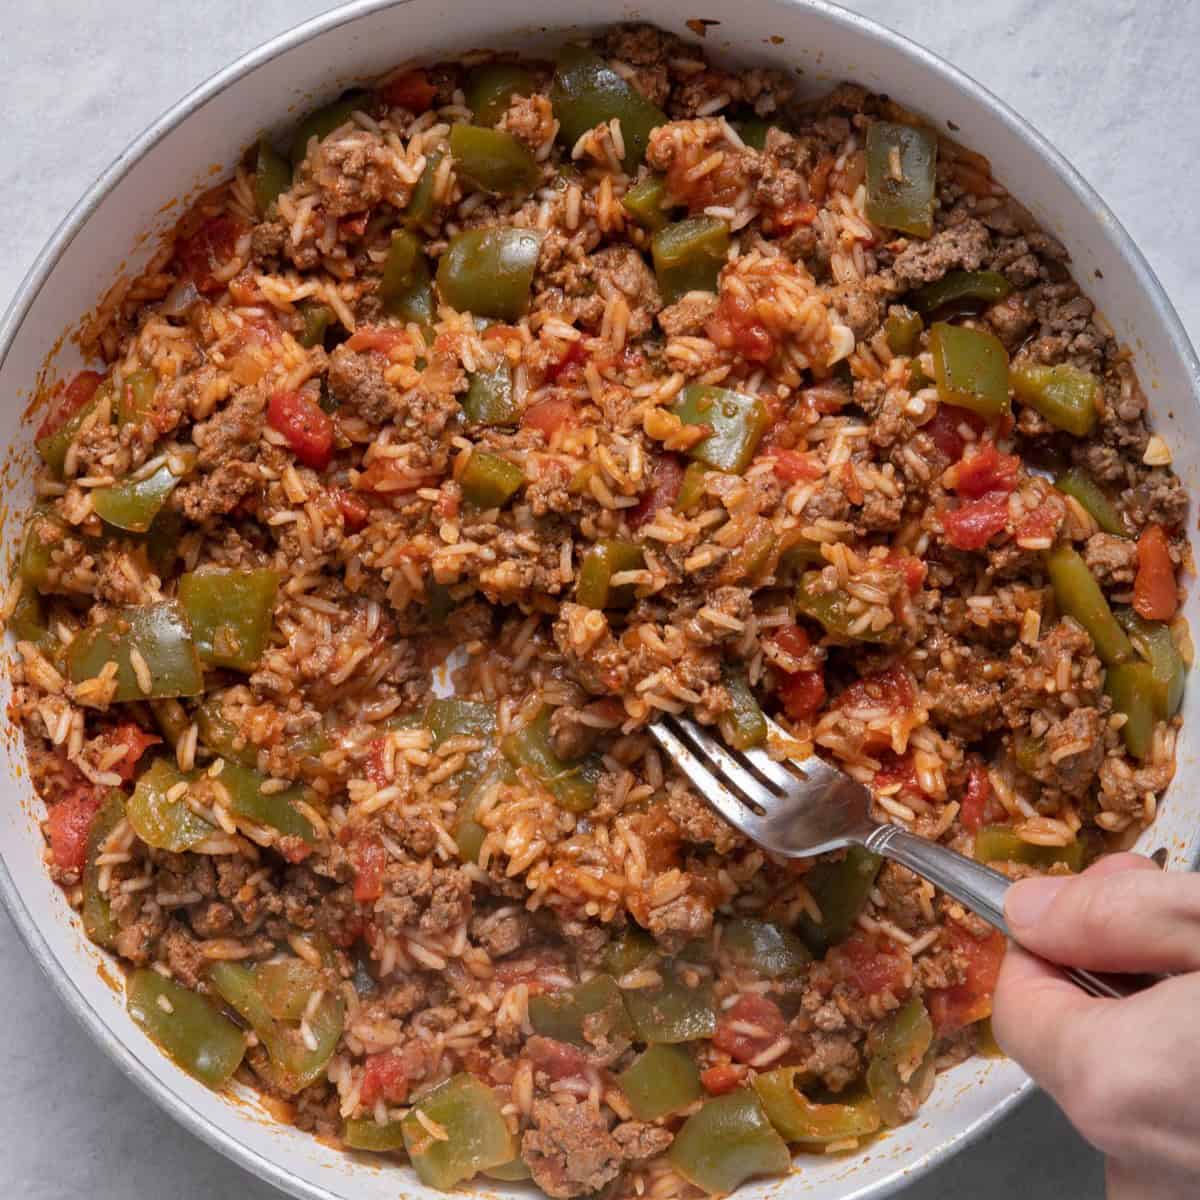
(862, 823, 1156, 1001)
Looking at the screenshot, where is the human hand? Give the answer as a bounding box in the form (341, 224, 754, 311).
(992, 853, 1200, 1199)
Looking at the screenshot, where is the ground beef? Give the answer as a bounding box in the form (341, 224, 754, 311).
(985, 292, 1035, 348)
(613, 1121, 673, 1161)
(1032, 707, 1107, 796)
(372, 864, 472, 936)
(645, 890, 713, 952)
(1123, 468, 1189, 530)
(522, 1097, 623, 1199)
(657, 292, 718, 337)
(470, 906, 532, 957)
(327, 344, 398, 425)
(497, 93, 557, 151)
(884, 219, 991, 291)
(1084, 531, 1136, 584)
(665, 785, 741, 853)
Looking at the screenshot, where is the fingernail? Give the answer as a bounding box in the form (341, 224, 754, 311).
(1004, 876, 1068, 930)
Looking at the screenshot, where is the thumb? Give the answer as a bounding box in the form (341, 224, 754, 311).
(1003, 853, 1200, 974)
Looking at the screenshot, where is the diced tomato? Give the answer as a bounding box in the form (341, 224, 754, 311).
(360, 1048, 417, 1107)
(778, 671, 826, 723)
(770, 624, 812, 663)
(378, 69, 437, 113)
(766, 449, 822, 485)
(942, 492, 1010, 551)
(493, 950, 570, 990)
(108, 723, 161, 783)
(346, 326, 407, 354)
(883, 552, 926, 595)
(1133, 524, 1178, 621)
(828, 931, 911, 998)
(526, 1036, 590, 1082)
(629, 454, 685, 529)
(365, 738, 390, 788)
(37, 371, 104, 442)
(356, 459, 440, 495)
(837, 666, 915, 716)
(353, 838, 388, 904)
(927, 925, 1007, 1034)
(333, 486, 370, 532)
(873, 752, 925, 800)
(175, 215, 244, 295)
(959, 761, 999, 835)
(545, 339, 587, 383)
(923, 404, 986, 463)
(706, 290, 775, 363)
(701, 1063, 745, 1095)
(712, 995, 789, 1064)
(950, 442, 1020, 499)
(522, 395, 576, 438)
(46, 784, 102, 872)
(267, 390, 334, 471)
(769, 200, 818, 231)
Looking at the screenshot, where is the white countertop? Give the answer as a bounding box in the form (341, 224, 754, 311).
(3, 2, 1198, 1196)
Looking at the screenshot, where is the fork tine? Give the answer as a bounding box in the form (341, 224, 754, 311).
(648, 720, 769, 840)
(663, 714, 780, 812)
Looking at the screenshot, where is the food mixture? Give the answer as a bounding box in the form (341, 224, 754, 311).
(7, 23, 1190, 1198)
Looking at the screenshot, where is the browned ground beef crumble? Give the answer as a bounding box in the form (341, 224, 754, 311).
(8, 23, 1188, 1199)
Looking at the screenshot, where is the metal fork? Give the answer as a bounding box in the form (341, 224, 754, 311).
(650, 711, 1153, 1000)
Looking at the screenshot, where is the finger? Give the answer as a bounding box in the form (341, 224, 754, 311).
(991, 940, 1100, 1099)
(1004, 859, 1200, 974)
(1079, 851, 1161, 881)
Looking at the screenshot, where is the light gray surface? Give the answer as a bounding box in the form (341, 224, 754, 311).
(2, 1, 1198, 1196)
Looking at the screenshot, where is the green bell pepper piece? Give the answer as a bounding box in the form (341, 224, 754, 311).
(652, 216, 729, 305)
(37, 379, 108, 478)
(884, 306, 924, 356)
(255, 957, 325, 1021)
(127, 969, 246, 1088)
(19, 507, 68, 591)
(143, 508, 184, 577)
(462, 364, 520, 426)
(529, 973, 636, 1046)
(974, 825, 1084, 872)
(675, 460, 709, 513)
(1011, 362, 1101, 437)
(755, 1068, 881, 1145)
(622, 172, 672, 231)
(209, 761, 316, 844)
(380, 229, 435, 327)
(67, 601, 204, 701)
(623, 970, 717, 1044)
(8, 586, 51, 648)
(127, 758, 214, 851)
(427, 697, 496, 747)
(1116, 609, 1186, 719)
(577, 538, 645, 609)
(721, 917, 812, 978)
(449, 124, 540, 195)
(865, 121, 938, 238)
(460, 449, 525, 509)
(465, 63, 537, 126)
(1012, 731, 1044, 774)
(670, 384, 768, 474)
(794, 572, 898, 645)
(437, 227, 542, 321)
(401, 1073, 517, 1190)
(150, 698, 190, 749)
(178, 568, 279, 672)
(81, 789, 126, 949)
(93, 450, 195, 535)
(1045, 545, 1133, 667)
(866, 995, 935, 1128)
(930, 322, 1010, 418)
(195, 697, 259, 768)
(797, 847, 884, 956)
(550, 44, 666, 171)
(483, 1157, 532, 1182)
(209, 960, 344, 1094)
(296, 300, 335, 349)
(719, 671, 768, 750)
(343, 1118, 407, 1152)
(734, 117, 774, 151)
(501, 707, 600, 812)
(254, 137, 292, 216)
(908, 270, 1011, 317)
(454, 757, 515, 863)
(605, 926, 657, 978)
(1105, 660, 1157, 760)
(669, 1089, 791, 1194)
(403, 150, 443, 230)
(290, 90, 369, 164)
(1055, 468, 1126, 536)
(618, 1042, 701, 1120)
(117, 367, 158, 426)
